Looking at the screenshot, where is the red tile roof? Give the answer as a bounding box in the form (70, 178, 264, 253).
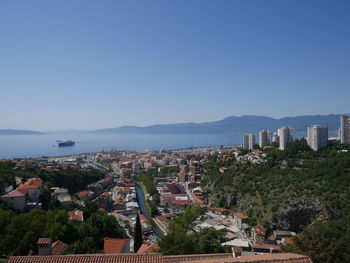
(230, 253, 312, 263)
(8, 254, 163, 263)
(283, 237, 294, 245)
(77, 191, 90, 199)
(164, 253, 311, 263)
(164, 253, 233, 263)
(37, 238, 52, 245)
(51, 240, 68, 255)
(234, 212, 249, 219)
(68, 210, 84, 222)
(7, 253, 312, 263)
(3, 189, 27, 198)
(17, 178, 43, 190)
(252, 226, 265, 236)
(104, 238, 129, 254)
(137, 242, 160, 254)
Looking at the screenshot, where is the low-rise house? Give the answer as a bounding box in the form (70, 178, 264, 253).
(281, 237, 294, 246)
(250, 243, 281, 254)
(2, 189, 27, 211)
(161, 193, 188, 204)
(177, 171, 188, 182)
(166, 200, 191, 214)
(68, 209, 84, 223)
(221, 239, 250, 256)
(37, 238, 68, 256)
(273, 230, 295, 244)
(251, 226, 265, 243)
(234, 212, 249, 225)
(103, 238, 130, 254)
(267, 235, 277, 244)
(17, 177, 42, 202)
(94, 192, 112, 210)
(77, 191, 95, 201)
(52, 188, 72, 206)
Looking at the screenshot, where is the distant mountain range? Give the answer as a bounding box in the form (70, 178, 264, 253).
(0, 129, 45, 135)
(0, 114, 344, 136)
(92, 114, 344, 136)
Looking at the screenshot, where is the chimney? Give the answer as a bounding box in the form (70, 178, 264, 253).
(37, 238, 52, 256)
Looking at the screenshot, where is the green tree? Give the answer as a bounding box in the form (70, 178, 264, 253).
(283, 217, 350, 263)
(133, 214, 142, 253)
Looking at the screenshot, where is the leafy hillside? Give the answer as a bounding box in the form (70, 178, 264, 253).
(201, 141, 350, 233)
(0, 162, 105, 194)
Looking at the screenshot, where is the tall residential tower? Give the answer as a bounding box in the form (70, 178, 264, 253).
(259, 129, 272, 148)
(307, 125, 328, 151)
(340, 115, 350, 144)
(278, 126, 294, 150)
(243, 134, 255, 150)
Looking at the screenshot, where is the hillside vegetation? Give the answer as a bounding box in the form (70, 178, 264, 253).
(202, 140, 350, 232)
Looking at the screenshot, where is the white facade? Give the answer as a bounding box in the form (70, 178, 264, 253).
(272, 132, 279, 143)
(259, 129, 272, 148)
(307, 125, 328, 151)
(340, 115, 350, 144)
(278, 126, 294, 150)
(243, 134, 255, 150)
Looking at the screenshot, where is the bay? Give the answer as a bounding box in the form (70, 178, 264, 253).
(0, 132, 243, 159)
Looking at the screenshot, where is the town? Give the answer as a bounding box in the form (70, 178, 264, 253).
(1, 115, 349, 262)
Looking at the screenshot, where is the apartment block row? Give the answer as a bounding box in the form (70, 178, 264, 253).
(242, 114, 350, 151)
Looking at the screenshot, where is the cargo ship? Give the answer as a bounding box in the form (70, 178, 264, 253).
(58, 140, 75, 147)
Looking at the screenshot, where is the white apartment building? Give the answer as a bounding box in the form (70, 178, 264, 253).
(278, 126, 294, 150)
(243, 134, 255, 150)
(259, 129, 272, 148)
(307, 125, 328, 151)
(340, 115, 350, 144)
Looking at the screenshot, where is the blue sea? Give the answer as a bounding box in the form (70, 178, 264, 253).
(0, 132, 243, 159)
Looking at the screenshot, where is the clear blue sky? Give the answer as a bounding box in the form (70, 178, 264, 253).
(0, 0, 349, 131)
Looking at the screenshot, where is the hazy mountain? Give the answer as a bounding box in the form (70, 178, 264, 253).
(93, 114, 343, 136)
(0, 129, 45, 135)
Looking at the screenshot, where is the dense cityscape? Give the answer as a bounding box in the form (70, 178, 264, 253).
(0, 115, 349, 263)
(1, 1, 349, 262)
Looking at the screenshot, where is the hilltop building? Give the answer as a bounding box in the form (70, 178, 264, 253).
(259, 129, 272, 148)
(340, 115, 350, 144)
(278, 126, 294, 150)
(243, 134, 255, 150)
(307, 125, 328, 151)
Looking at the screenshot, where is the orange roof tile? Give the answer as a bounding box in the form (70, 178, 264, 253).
(8, 254, 163, 263)
(17, 178, 42, 190)
(283, 237, 294, 245)
(137, 242, 160, 254)
(252, 226, 265, 236)
(104, 238, 130, 254)
(234, 212, 249, 219)
(68, 210, 84, 222)
(51, 240, 68, 255)
(3, 189, 27, 198)
(164, 253, 311, 263)
(37, 238, 52, 245)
